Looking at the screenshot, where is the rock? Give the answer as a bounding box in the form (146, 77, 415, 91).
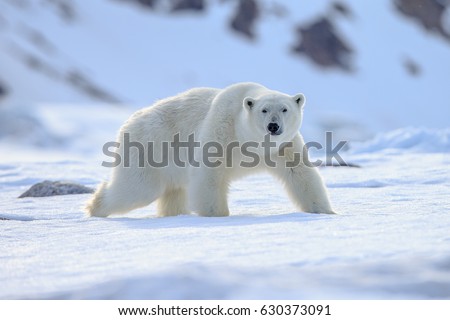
(114, 0, 158, 9)
(66, 70, 122, 104)
(114, 0, 158, 10)
(171, 0, 205, 12)
(46, 0, 78, 22)
(403, 57, 422, 76)
(0, 82, 7, 98)
(229, 0, 260, 39)
(394, 0, 450, 42)
(331, 1, 353, 20)
(292, 17, 354, 71)
(18, 180, 94, 198)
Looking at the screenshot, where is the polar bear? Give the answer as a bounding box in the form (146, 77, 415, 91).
(86, 82, 335, 217)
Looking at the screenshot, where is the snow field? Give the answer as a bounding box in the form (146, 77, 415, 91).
(1, 147, 449, 299)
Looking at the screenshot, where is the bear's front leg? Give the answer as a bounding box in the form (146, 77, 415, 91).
(272, 134, 336, 214)
(281, 164, 336, 214)
(189, 167, 230, 217)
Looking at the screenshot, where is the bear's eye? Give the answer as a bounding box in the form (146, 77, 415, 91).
(282, 108, 288, 113)
(262, 109, 268, 113)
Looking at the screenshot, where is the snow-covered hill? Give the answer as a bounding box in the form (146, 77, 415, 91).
(1, 0, 450, 144)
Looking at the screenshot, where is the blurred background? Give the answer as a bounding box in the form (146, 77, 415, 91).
(1, 0, 450, 159)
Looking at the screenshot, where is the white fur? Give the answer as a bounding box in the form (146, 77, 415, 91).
(86, 82, 335, 217)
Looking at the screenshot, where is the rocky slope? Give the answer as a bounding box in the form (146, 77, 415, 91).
(1, 0, 449, 105)
(1, 0, 449, 143)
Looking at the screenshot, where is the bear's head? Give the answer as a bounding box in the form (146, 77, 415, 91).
(243, 92, 305, 141)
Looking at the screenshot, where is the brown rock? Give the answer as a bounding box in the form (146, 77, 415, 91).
(230, 0, 260, 39)
(394, 0, 450, 42)
(292, 17, 354, 71)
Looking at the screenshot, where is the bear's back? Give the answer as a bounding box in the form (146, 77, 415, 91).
(126, 87, 219, 141)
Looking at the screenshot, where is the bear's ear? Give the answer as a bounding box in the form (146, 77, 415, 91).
(293, 93, 306, 108)
(243, 97, 255, 110)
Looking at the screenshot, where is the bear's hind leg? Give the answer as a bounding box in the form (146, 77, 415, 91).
(157, 187, 189, 217)
(86, 175, 163, 217)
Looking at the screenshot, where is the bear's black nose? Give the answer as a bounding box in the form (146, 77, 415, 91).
(268, 122, 280, 134)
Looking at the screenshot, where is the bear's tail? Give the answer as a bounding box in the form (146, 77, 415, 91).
(85, 182, 110, 217)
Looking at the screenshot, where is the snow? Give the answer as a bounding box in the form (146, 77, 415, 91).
(350, 127, 450, 154)
(1, 0, 450, 300)
(1, 125, 450, 299)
